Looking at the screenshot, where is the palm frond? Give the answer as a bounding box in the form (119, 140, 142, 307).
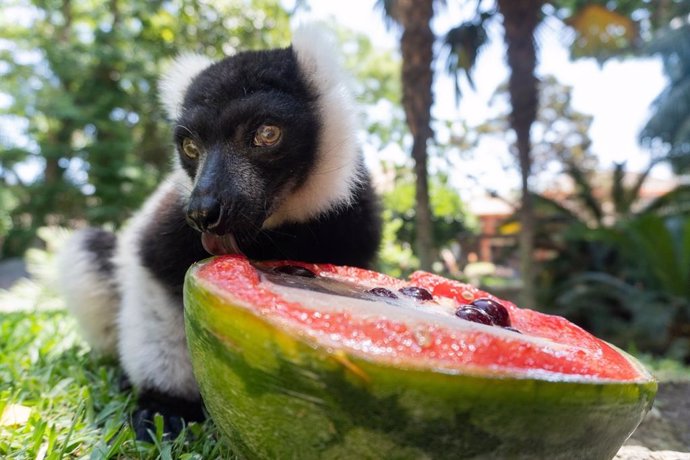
(375, 0, 400, 29)
(641, 184, 690, 217)
(443, 11, 493, 104)
(611, 162, 626, 216)
(640, 22, 690, 174)
(625, 160, 658, 215)
(565, 160, 604, 225)
(641, 77, 690, 141)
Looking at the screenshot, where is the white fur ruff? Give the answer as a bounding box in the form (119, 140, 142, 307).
(159, 53, 214, 121)
(266, 24, 362, 228)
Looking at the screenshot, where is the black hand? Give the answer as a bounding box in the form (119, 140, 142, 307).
(132, 389, 205, 442)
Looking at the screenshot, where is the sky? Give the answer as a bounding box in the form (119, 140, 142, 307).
(290, 0, 669, 196)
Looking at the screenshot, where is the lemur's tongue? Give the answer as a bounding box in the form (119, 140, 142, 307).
(201, 233, 242, 256)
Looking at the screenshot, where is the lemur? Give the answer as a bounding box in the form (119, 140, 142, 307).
(57, 25, 381, 440)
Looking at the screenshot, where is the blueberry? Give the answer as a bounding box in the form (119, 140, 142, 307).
(455, 306, 493, 325)
(273, 265, 316, 278)
(471, 298, 511, 327)
(368, 287, 398, 299)
(398, 286, 433, 301)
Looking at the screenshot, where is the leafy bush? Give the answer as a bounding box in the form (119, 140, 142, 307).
(551, 214, 690, 361)
(376, 165, 477, 277)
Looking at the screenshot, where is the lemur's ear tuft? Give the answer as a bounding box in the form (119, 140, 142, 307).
(291, 23, 352, 95)
(159, 54, 214, 120)
(264, 24, 362, 227)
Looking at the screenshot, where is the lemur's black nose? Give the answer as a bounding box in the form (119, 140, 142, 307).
(186, 194, 222, 233)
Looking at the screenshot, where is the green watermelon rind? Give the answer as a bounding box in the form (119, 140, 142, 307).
(184, 263, 657, 460)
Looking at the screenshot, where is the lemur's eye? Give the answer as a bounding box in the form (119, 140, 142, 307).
(253, 125, 282, 147)
(182, 138, 201, 159)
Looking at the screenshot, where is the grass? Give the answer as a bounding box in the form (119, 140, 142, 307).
(0, 230, 234, 458)
(0, 309, 234, 459)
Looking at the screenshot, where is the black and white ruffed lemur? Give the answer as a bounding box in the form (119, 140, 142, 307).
(57, 25, 381, 440)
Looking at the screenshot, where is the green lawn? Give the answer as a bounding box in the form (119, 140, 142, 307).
(0, 308, 234, 459)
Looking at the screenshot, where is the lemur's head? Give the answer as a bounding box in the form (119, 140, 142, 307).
(160, 25, 361, 254)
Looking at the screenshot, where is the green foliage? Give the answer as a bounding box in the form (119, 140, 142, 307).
(336, 26, 405, 150)
(555, 214, 690, 360)
(377, 209, 419, 278)
(553, 0, 690, 57)
(637, 354, 690, 381)
(640, 22, 690, 174)
(522, 155, 690, 359)
(377, 165, 477, 277)
(383, 168, 477, 247)
(444, 11, 493, 103)
(481, 75, 598, 186)
(0, 0, 291, 257)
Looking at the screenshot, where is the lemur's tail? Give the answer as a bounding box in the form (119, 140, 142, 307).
(57, 228, 120, 356)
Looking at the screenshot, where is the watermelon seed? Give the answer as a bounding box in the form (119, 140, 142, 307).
(273, 265, 316, 278)
(471, 298, 511, 327)
(368, 287, 398, 299)
(455, 306, 493, 325)
(504, 327, 522, 334)
(398, 286, 433, 301)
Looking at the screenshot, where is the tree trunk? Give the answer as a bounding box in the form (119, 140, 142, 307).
(497, 0, 543, 307)
(397, 0, 435, 271)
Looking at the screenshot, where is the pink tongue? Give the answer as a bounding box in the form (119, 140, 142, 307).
(201, 233, 242, 256)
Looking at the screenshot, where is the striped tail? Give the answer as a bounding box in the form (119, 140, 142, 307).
(56, 228, 120, 356)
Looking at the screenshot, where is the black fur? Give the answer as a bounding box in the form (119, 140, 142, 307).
(127, 44, 381, 441)
(82, 228, 117, 276)
(238, 171, 381, 265)
(138, 167, 381, 299)
(138, 188, 207, 298)
(176, 48, 321, 236)
(133, 389, 205, 441)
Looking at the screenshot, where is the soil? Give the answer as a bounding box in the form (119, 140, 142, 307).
(619, 381, 690, 459)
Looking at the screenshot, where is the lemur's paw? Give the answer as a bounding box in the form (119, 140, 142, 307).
(132, 389, 205, 442)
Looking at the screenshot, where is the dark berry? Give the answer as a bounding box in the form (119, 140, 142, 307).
(471, 298, 511, 327)
(503, 326, 522, 334)
(455, 306, 493, 325)
(398, 286, 433, 301)
(368, 287, 398, 299)
(273, 265, 316, 278)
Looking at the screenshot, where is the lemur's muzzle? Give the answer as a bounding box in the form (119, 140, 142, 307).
(185, 147, 268, 255)
(186, 193, 222, 233)
(186, 194, 243, 255)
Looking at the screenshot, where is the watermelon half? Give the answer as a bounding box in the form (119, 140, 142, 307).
(184, 255, 656, 459)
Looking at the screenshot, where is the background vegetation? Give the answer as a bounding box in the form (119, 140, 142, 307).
(2, 0, 690, 456)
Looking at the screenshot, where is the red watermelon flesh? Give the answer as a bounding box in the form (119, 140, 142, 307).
(197, 255, 645, 383)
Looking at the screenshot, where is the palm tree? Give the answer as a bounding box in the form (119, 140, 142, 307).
(445, 0, 544, 306)
(380, 0, 544, 284)
(495, 0, 544, 306)
(379, 0, 436, 271)
(378, 1, 673, 303)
